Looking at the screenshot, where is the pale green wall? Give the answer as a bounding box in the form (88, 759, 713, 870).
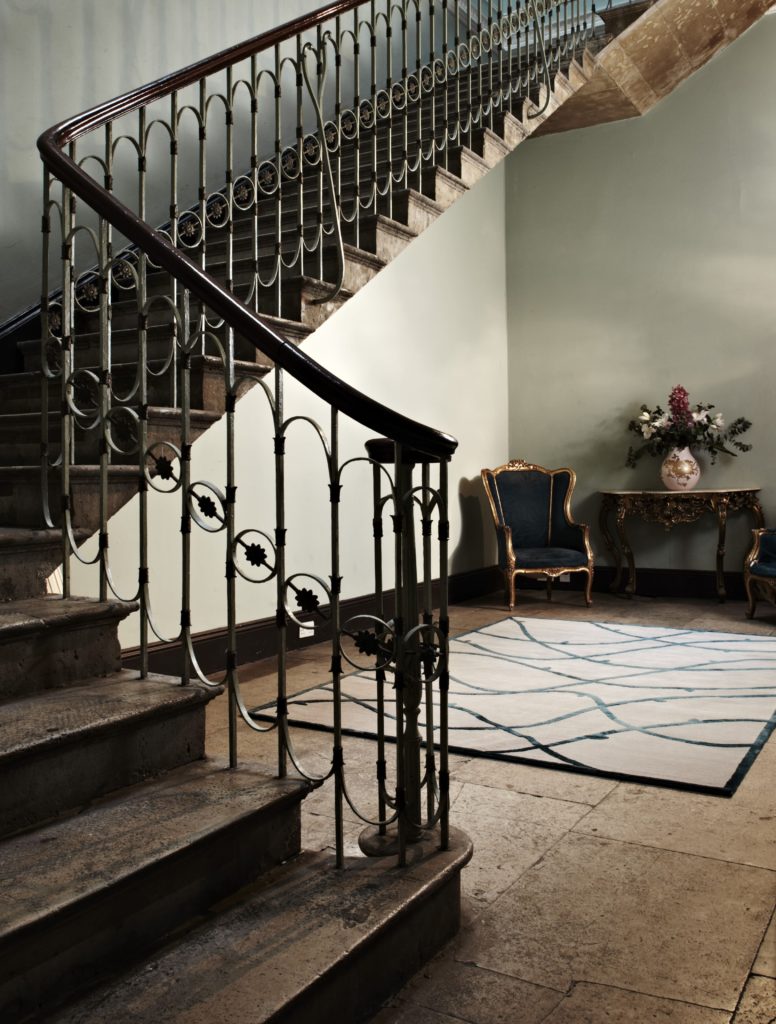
(69, 166, 509, 649)
(0, 0, 321, 323)
(505, 15, 776, 575)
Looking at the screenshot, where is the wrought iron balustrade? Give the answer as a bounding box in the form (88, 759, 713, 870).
(35, 0, 600, 867)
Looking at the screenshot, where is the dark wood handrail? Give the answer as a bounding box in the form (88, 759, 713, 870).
(37, 0, 458, 459)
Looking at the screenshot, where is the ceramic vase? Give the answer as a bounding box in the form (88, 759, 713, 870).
(660, 447, 701, 491)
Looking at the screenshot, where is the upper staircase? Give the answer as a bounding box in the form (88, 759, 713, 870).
(0, 0, 771, 1020)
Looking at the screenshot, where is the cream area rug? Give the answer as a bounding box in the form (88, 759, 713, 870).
(253, 617, 776, 794)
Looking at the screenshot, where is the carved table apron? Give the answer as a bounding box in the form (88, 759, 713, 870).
(599, 489, 764, 600)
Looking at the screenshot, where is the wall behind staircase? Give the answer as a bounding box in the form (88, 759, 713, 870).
(69, 164, 509, 649)
(504, 13, 776, 575)
(0, 0, 321, 323)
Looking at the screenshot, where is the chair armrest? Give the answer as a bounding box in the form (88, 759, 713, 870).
(746, 528, 776, 571)
(495, 523, 515, 567)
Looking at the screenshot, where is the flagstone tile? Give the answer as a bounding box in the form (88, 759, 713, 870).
(730, 976, 776, 1024)
(453, 833, 776, 1009)
(450, 755, 618, 806)
(542, 983, 731, 1023)
(399, 959, 564, 1023)
(572, 742, 776, 869)
(370, 1002, 468, 1024)
(448, 783, 591, 904)
(753, 910, 776, 977)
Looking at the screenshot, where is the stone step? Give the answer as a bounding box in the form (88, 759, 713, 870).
(0, 527, 84, 601)
(440, 145, 489, 189)
(0, 356, 270, 419)
(0, 595, 135, 698)
(0, 405, 221, 467)
(378, 187, 445, 236)
(421, 163, 470, 210)
(345, 214, 417, 264)
(0, 758, 310, 1022)
(256, 275, 355, 331)
(44, 828, 472, 1024)
(0, 670, 219, 837)
(0, 464, 140, 531)
(470, 125, 512, 168)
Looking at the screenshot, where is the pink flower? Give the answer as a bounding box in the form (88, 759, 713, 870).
(668, 385, 692, 428)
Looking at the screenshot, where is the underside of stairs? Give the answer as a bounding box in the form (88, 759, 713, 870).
(0, 1, 771, 1021)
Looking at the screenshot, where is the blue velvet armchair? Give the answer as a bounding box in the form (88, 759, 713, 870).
(745, 528, 776, 618)
(481, 460, 594, 609)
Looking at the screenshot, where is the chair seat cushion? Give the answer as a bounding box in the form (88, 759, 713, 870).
(514, 547, 588, 569)
(750, 562, 776, 579)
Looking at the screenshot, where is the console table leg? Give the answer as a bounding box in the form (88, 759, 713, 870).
(615, 510, 636, 597)
(716, 502, 728, 602)
(599, 499, 623, 592)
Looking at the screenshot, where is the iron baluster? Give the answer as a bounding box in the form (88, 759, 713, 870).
(39, 169, 55, 530)
(330, 407, 345, 869)
(296, 34, 305, 281)
(225, 65, 236, 375)
(400, 0, 409, 193)
(274, 372, 286, 778)
(369, 2, 377, 219)
(438, 458, 449, 850)
(225, 337, 238, 772)
(392, 442, 407, 866)
(169, 91, 179, 409)
(317, 25, 325, 283)
(372, 460, 387, 834)
(274, 44, 283, 318)
(60, 156, 75, 598)
(421, 462, 435, 825)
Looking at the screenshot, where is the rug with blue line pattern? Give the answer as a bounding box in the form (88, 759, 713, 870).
(256, 617, 776, 795)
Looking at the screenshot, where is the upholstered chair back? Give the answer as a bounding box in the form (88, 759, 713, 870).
(484, 467, 582, 552)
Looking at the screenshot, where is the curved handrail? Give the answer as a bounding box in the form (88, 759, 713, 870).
(37, 0, 458, 459)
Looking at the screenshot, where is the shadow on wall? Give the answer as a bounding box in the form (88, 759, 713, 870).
(450, 475, 494, 575)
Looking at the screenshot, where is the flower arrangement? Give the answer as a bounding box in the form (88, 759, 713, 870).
(626, 386, 752, 467)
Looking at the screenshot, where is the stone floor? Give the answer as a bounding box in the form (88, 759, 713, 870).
(205, 590, 776, 1024)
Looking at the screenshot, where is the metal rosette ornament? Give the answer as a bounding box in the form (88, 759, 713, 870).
(283, 573, 331, 628)
(144, 441, 183, 494)
(232, 529, 277, 584)
(187, 481, 227, 533)
(339, 614, 395, 674)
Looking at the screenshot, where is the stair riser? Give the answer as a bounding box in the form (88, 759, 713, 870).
(348, 219, 415, 263)
(0, 702, 207, 838)
(379, 191, 443, 236)
(0, 619, 123, 698)
(0, 797, 303, 1022)
(422, 165, 469, 209)
(0, 542, 61, 601)
(276, 872, 462, 1024)
(0, 473, 138, 532)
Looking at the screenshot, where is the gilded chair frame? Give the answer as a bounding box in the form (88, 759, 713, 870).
(481, 459, 594, 609)
(744, 527, 776, 619)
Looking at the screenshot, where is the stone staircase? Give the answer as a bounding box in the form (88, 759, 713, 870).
(0, 1, 771, 1020)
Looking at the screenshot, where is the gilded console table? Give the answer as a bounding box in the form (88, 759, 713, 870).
(599, 489, 764, 600)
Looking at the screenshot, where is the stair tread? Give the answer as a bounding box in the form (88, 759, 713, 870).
(0, 595, 136, 642)
(0, 758, 308, 943)
(46, 829, 472, 1024)
(0, 670, 214, 766)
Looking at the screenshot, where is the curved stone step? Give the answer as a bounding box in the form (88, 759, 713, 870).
(44, 828, 473, 1024)
(0, 758, 310, 1022)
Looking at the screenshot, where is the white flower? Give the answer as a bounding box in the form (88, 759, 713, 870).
(713, 413, 725, 429)
(641, 424, 655, 439)
(692, 409, 709, 423)
(655, 414, 669, 429)
(638, 411, 651, 423)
